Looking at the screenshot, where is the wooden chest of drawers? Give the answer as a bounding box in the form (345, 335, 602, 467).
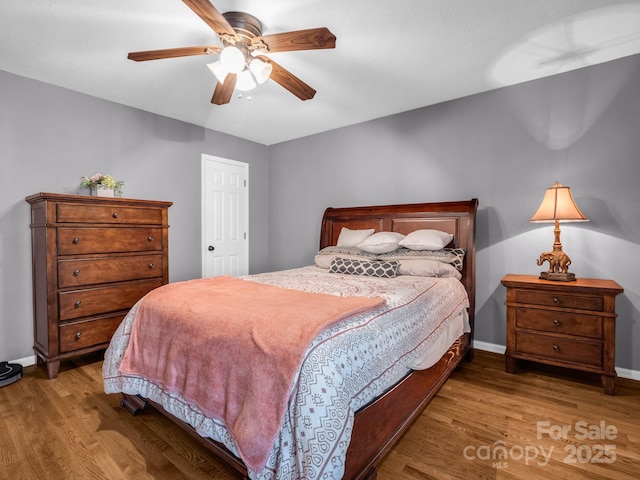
(26, 192, 172, 378)
(501, 274, 623, 394)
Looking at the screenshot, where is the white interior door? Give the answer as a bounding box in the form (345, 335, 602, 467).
(201, 155, 249, 278)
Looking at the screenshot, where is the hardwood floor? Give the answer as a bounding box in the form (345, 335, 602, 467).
(1, 350, 638, 479)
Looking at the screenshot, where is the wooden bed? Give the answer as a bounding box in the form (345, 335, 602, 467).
(120, 198, 478, 480)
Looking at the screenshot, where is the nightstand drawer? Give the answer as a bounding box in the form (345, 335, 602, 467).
(516, 332, 602, 367)
(515, 290, 603, 311)
(515, 308, 603, 338)
(57, 203, 164, 224)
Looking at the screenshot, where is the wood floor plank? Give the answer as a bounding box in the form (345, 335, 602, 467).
(2, 350, 638, 479)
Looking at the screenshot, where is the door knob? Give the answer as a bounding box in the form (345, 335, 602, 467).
(208, 245, 215, 251)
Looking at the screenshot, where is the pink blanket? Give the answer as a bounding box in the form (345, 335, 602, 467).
(118, 276, 385, 472)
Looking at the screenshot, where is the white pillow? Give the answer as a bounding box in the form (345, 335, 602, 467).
(336, 227, 375, 247)
(399, 229, 453, 251)
(357, 231, 405, 254)
(396, 259, 461, 279)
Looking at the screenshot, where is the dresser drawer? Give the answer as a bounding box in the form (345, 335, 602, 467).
(57, 227, 163, 255)
(514, 290, 603, 311)
(57, 203, 164, 224)
(516, 332, 602, 367)
(58, 254, 163, 288)
(59, 314, 125, 353)
(515, 308, 603, 338)
(58, 279, 162, 320)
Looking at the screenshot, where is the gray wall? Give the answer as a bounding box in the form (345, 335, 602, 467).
(268, 54, 640, 372)
(2, 53, 639, 373)
(0, 71, 270, 363)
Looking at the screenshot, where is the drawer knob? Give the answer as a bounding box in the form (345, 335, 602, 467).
(72, 237, 80, 244)
(147, 236, 154, 242)
(74, 332, 82, 341)
(74, 300, 82, 308)
(73, 269, 80, 277)
(553, 344, 560, 352)
(553, 319, 561, 326)
(112, 212, 119, 218)
(553, 297, 560, 304)
(148, 263, 154, 269)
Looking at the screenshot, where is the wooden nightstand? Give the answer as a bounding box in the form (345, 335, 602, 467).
(501, 274, 623, 394)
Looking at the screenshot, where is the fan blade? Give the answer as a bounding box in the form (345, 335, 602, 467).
(182, 0, 238, 40)
(211, 73, 237, 105)
(252, 27, 336, 53)
(256, 56, 316, 101)
(128, 45, 221, 61)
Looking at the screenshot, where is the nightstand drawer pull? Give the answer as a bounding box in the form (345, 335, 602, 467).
(553, 319, 561, 326)
(553, 297, 560, 304)
(553, 344, 560, 352)
(73, 269, 80, 277)
(73, 237, 80, 244)
(147, 236, 154, 242)
(112, 212, 119, 218)
(148, 263, 154, 269)
(74, 300, 82, 308)
(74, 332, 82, 341)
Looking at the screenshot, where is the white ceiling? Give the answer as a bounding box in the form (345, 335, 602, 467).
(2, 1, 640, 145)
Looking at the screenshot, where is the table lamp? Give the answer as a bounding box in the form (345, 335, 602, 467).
(530, 181, 588, 281)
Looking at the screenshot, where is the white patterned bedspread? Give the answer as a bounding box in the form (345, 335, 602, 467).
(103, 265, 469, 480)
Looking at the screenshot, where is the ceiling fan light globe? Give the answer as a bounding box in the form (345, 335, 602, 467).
(249, 58, 272, 84)
(220, 46, 245, 74)
(236, 69, 257, 91)
(207, 60, 229, 84)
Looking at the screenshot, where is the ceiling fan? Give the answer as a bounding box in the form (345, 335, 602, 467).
(127, 0, 336, 105)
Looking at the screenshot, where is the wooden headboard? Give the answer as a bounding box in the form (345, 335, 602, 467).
(320, 199, 479, 335)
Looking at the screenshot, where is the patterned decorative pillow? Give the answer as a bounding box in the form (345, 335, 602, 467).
(329, 257, 399, 278)
(317, 246, 379, 259)
(378, 247, 466, 271)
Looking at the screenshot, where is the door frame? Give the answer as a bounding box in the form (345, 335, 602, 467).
(201, 154, 249, 277)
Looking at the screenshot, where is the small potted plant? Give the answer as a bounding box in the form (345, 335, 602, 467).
(80, 173, 124, 197)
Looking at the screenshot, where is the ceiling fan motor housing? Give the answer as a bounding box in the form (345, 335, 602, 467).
(222, 11, 263, 45)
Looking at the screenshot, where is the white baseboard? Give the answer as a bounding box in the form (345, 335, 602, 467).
(616, 367, 640, 382)
(9, 355, 36, 368)
(473, 341, 640, 382)
(11, 343, 640, 382)
(473, 340, 505, 355)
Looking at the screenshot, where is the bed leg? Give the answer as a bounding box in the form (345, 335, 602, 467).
(465, 347, 475, 362)
(121, 393, 148, 415)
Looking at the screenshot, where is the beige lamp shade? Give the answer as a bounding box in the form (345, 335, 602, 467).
(530, 181, 588, 223)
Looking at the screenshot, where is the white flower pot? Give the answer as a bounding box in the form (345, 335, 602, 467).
(91, 186, 115, 197)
